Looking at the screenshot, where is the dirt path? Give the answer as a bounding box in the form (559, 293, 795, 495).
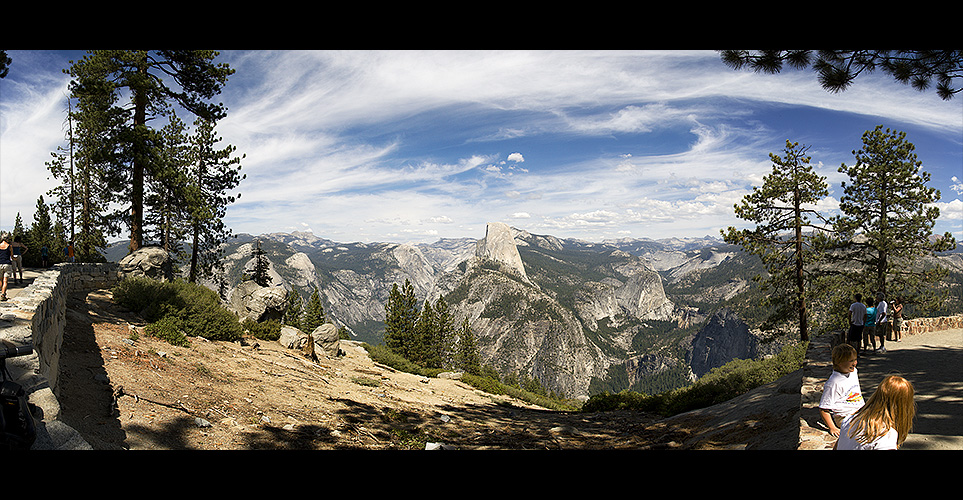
(56, 288, 802, 450)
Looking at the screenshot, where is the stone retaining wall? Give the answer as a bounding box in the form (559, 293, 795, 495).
(796, 314, 963, 450)
(0, 263, 122, 450)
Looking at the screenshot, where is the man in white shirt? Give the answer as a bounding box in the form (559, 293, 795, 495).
(875, 293, 888, 353)
(848, 294, 867, 353)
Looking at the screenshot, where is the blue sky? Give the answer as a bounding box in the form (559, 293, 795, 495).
(1, 50, 960, 245)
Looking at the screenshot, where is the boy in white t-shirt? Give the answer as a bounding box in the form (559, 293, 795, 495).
(818, 343, 864, 437)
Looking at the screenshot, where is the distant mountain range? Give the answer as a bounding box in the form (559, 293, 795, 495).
(101, 224, 961, 399)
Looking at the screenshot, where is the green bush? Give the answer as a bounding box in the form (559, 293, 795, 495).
(113, 276, 243, 345)
(244, 318, 282, 341)
(144, 315, 191, 347)
(582, 341, 807, 417)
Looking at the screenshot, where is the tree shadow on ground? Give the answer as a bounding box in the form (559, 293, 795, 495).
(57, 293, 128, 450)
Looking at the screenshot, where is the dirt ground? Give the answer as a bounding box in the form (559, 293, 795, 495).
(56, 288, 802, 451)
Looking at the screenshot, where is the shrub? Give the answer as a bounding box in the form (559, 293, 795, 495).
(582, 341, 808, 417)
(144, 315, 190, 347)
(243, 318, 282, 341)
(113, 276, 243, 345)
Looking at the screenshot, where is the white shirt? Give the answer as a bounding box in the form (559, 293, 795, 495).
(819, 368, 864, 417)
(836, 414, 898, 450)
(849, 302, 867, 326)
(876, 300, 888, 324)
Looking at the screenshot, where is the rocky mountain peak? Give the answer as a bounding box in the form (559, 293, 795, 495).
(475, 222, 529, 282)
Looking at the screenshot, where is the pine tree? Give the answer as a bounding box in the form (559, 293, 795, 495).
(64, 50, 234, 253)
(722, 140, 831, 341)
(456, 318, 481, 375)
(284, 289, 305, 328)
(49, 82, 124, 261)
(26, 197, 55, 268)
(433, 297, 457, 368)
(12, 214, 25, 241)
(145, 113, 192, 258)
(302, 286, 326, 333)
(832, 125, 956, 311)
(383, 280, 418, 359)
(414, 300, 439, 368)
(185, 117, 244, 283)
(250, 239, 270, 286)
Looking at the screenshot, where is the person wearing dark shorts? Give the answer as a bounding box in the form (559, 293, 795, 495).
(848, 293, 867, 353)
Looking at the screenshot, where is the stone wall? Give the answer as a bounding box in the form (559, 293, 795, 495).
(796, 314, 963, 450)
(0, 263, 122, 450)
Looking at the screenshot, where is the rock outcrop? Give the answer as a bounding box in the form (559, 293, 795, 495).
(687, 309, 757, 378)
(118, 246, 174, 281)
(475, 222, 529, 283)
(227, 280, 287, 323)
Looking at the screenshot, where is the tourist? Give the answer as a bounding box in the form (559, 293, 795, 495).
(11, 236, 26, 284)
(892, 297, 904, 342)
(847, 293, 866, 353)
(835, 375, 915, 450)
(818, 343, 864, 437)
(0, 234, 12, 301)
(863, 295, 877, 353)
(875, 292, 888, 353)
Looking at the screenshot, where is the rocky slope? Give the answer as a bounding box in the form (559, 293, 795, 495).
(56, 287, 803, 450)
(105, 224, 805, 400)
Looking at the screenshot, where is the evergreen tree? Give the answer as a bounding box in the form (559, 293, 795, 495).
(722, 140, 831, 341)
(26, 196, 55, 268)
(185, 117, 244, 283)
(383, 280, 418, 359)
(720, 50, 963, 100)
(302, 286, 326, 333)
(12, 214, 25, 241)
(433, 297, 457, 368)
(832, 126, 956, 312)
(250, 239, 270, 286)
(284, 289, 304, 328)
(414, 300, 439, 368)
(456, 318, 481, 375)
(47, 143, 110, 263)
(145, 113, 192, 259)
(50, 81, 125, 261)
(64, 50, 234, 253)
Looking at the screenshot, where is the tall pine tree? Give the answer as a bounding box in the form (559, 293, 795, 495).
(145, 113, 192, 258)
(832, 126, 956, 312)
(456, 318, 481, 375)
(64, 50, 234, 254)
(722, 140, 831, 341)
(383, 280, 418, 359)
(185, 117, 244, 283)
(302, 286, 326, 333)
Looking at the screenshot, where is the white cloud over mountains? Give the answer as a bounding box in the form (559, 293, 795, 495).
(2, 50, 960, 244)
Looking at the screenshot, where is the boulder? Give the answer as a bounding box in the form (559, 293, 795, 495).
(278, 325, 309, 350)
(227, 280, 287, 323)
(119, 246, 174, 281)
(311, 323, 341, 359)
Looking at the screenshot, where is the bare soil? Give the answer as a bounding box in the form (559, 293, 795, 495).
(57, 288, 802, 450)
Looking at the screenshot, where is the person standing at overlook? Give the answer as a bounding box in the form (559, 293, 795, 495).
(0, 234, 13, 301)
(875, 293, 889, 353)
(11, 235, 27, 284)
(863, 296, 877, 354)
(892, 297, 904, 342)
(848, 293, 867, 353)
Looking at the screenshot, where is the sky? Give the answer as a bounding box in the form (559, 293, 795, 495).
(1, 50, 961, 246)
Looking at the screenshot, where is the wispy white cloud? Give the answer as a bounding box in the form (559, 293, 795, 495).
(2, 50, 960, 244)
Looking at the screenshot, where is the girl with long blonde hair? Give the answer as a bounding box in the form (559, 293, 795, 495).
(836, 375, 916, 450)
